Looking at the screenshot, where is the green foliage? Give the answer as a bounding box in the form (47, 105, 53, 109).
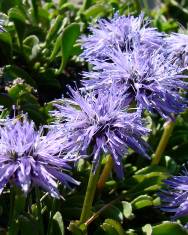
(152, 222, 188, 235)
(50, 212, 65, 235)
(101, 219, 124, 235)
(57, 23, 80, 74)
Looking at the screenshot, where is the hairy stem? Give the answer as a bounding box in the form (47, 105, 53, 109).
(97, 155, 113, 192)
(152, 120, 175, 165)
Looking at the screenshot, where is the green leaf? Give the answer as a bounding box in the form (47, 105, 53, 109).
(0, 0, 19, 13)
(101, 219, 124, 235)
(160, 155, 177, 174)
(121, 201, 134, 219)
(3, 65, 36, 87)
(50, 211, 64, 235)
(142, 224, 152, 235)
(23, 35, 40, 61)
(60, 195, 85, 220)
(60, 3, 76, 11)
(100, 205, 123, 223)
(152, 222, 188, 235)
(31, 0, 39, 23)
(49, 34, 62, 62)
(23, 35, 39, 47)
(38, 69, 61, 89)
(46, 15, 63, 44)
(37, 8, 50, 30)
(83, 4, 108, 19)
(126, 168, 169, 197)
(19, 215, 39, 235)
(8, 7, 27, 46)
(68, 221, 87, 235)
(81, 0, 93, 11)
(8, 83, 34, 101)
(0, 93, 14, 108)
(131, 195, 153, 209)
(135, 165, 169, 175)
(57, 23, 80, 74)
(8, 189, 26, 235)
(0, 32, 12, 63)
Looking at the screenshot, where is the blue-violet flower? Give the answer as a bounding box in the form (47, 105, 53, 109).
(83, 49, 187, 119)
(80, 13, 164, 62)
(0, 118, 79, 198)
(160, 166, 188, 219)
(165, 33, 188, 68)
(51, 88, 149, 178)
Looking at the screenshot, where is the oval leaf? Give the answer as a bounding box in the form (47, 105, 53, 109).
(152, 222, 188, 235)
(50, 211, 64, 235)
(58, 23, 80, 73)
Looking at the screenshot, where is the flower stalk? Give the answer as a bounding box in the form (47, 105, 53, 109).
(79, 160, 102, 224)
(152, 120, 175, 165)
(8, 188, 26, 235)
(97, 155, 113, 192)
(35, 187, 44, 235)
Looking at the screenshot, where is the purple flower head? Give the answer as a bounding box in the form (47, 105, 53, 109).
(160, 166, 188, 219)
(0, 117, 79, 198)
(51, 88, 149, 178)
(83, 48, 187, 119)
(166, 33, 188, 68)
(80, 13, 164, 62)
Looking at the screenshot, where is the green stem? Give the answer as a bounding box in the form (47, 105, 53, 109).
(79, 161, 102, 224)
(97, 155, 113, 192)
(81, 0, 92, 11)
(8, 188, 26, 235)
(35, 187, 44, 235)
(47, 198, 56, 235)
(143, 0, 149, 15)
(152, 120, 175, 165)
(85, 194, 125, 226)
(134, 0, 141, 12)
(8, 187, 15, 228)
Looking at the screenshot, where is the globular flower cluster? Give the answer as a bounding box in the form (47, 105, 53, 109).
(51, 88, 149, 178)
(80, 13, 164, 63)
(165, 33, 188, 67)
(78, 12, 188, 220)
(0, 117, 79, 197)
(51, 13, 188, 183)
(160, 167, 188, 219)
(81, 14, 188, 119)
(83, 49, 187, 119)
(0, 12, 188, 207)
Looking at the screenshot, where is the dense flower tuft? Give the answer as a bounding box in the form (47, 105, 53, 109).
(165, 33, 188, 67)
(160, 166, 188, 219)
(51, 88, 149, 178)
(80, 13, 164, 63)
(83, 48, 187, 119)
(0, 117, 79, 198)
